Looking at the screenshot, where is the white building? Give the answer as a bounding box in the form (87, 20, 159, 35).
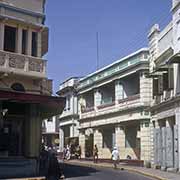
(78, 48, 152, 162)
(149, 0, 180, 171)
(57, 77, 80, 152)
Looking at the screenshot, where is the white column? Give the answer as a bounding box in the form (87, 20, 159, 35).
(140, 120, 151, 162)
(27, 28, 32, 56)
(59, 128, 64, 152)
(93, 129, 103, 158)
(175, 108, 180, 171)
(79, 131, 86, 158)
(115, 125, 125, 159)
(140, 72, 152, 105)
(0, 23, 4, 50)
(94, 89, 102, 110)
(17, 26, 22, 53)
(37, 31, 42, 57)
(115, 80, 123, 104)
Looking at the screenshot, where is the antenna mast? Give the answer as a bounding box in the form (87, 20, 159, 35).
(96, 32, 99, 70)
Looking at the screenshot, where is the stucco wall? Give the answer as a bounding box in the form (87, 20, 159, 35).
(1, 0, 44, 13)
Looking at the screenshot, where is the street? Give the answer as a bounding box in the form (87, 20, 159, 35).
(62, 163, 155, 180)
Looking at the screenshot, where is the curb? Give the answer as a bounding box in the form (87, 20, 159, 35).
(65, 161, 168, 180)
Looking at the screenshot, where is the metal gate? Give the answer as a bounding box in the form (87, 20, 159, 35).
(153, 125, 179, 170)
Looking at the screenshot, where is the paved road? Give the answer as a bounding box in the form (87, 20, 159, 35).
(61, 163, 155, 180)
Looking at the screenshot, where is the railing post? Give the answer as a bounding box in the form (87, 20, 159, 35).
(25, 57, 29, 72)
(0, 22, 4, 50)
(4, 54, 9, 68)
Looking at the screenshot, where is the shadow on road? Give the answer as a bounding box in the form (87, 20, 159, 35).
(61, 163, 99, 178)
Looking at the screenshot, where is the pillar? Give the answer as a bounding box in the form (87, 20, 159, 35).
(172, 0, 180, 95)
(25, 104, 41, 157)
(166, 118, 174, 170)
(0, 22, 4, 50)
(140, 120, 151, 162)
(79, 131, 86, 158)
(115, 125, 125, 159)
(150, 117, 157, 167)
(94, 89, 102, 110)
(27, 28, 32, 56)
(175, 108, 180, 171)
(148, 24, 160, 73)
(59, 127, 64, 152)
(115, 80, 123, 104)
(93, 129, 103, 158)
(37, 31, 42, 57)
(17, 26, 22, 53)
(140, 72, 152, 105)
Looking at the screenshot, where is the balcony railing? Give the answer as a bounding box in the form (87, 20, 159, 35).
(81, 106, 95, 113)
(118, 94, 140, 104)
(154, 89, 174, 105)
(80, 94, 141, 119)
(0, 50, 46, 78)
(97, 101, 115, 109)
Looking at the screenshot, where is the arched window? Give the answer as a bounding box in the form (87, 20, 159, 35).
(11, 83, 25, 92)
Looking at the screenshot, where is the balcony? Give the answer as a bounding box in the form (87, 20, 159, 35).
(97, 97, 115, 109)
(0, 50, 46, 78)
(80, 94, 142, 119)
(82, 106, 95, 113)
(154, 89, 174, 105)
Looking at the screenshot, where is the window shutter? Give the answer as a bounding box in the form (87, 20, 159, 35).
(163, 73, 168, 90)
(41, 27, 49, 56)
(158, 76, 163, 94)
(153, 79, 158, 96)
(168, 68, 174, 89)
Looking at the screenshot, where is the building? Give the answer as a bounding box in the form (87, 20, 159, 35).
(42, 116, 59, 149)
(57, 77, 80, 152)
(149, 0, 180, 171)
(77, 48, 152, 162)
(0, 0, 65, 178)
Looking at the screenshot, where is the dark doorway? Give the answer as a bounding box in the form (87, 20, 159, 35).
(85, 134, 93, 157)
(4, 26, 17, 52)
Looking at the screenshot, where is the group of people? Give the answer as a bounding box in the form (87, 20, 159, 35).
(93, 144, 120, 169)
(63, 144, 81, 160)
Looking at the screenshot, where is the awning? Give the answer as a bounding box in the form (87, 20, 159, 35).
(167, 53, 180, 64)
(0, 89, 65, 118)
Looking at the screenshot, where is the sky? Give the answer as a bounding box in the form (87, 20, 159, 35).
(45, 0, 172, 94)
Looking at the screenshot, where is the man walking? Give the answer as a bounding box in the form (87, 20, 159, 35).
(111, 147, 119, 169)
(93, 144, 98, 163)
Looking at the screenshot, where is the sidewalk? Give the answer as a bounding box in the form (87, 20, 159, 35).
(65, 160, 180, 180)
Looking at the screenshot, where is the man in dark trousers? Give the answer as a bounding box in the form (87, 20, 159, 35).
(46, 151, 65, 180)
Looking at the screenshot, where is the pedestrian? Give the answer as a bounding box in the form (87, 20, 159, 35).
(93, 144, 98, 163)
(39, 145, 49, 176)
(66, 144, 71, 160)
(111, 147, 119, 169)
(75, 145, 81, 159)
(46, 151, 64, 180)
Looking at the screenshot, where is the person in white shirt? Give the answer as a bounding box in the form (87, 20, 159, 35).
(111, 147, 119, 169)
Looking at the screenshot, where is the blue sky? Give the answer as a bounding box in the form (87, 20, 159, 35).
(45, 0, 171, 93)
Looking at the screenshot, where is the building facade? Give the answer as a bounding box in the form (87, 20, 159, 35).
(57, 77, 79, 152)
(0, 0, 65, 178)
(78, 48, 152, 162)
(149, 0, 180, 172)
